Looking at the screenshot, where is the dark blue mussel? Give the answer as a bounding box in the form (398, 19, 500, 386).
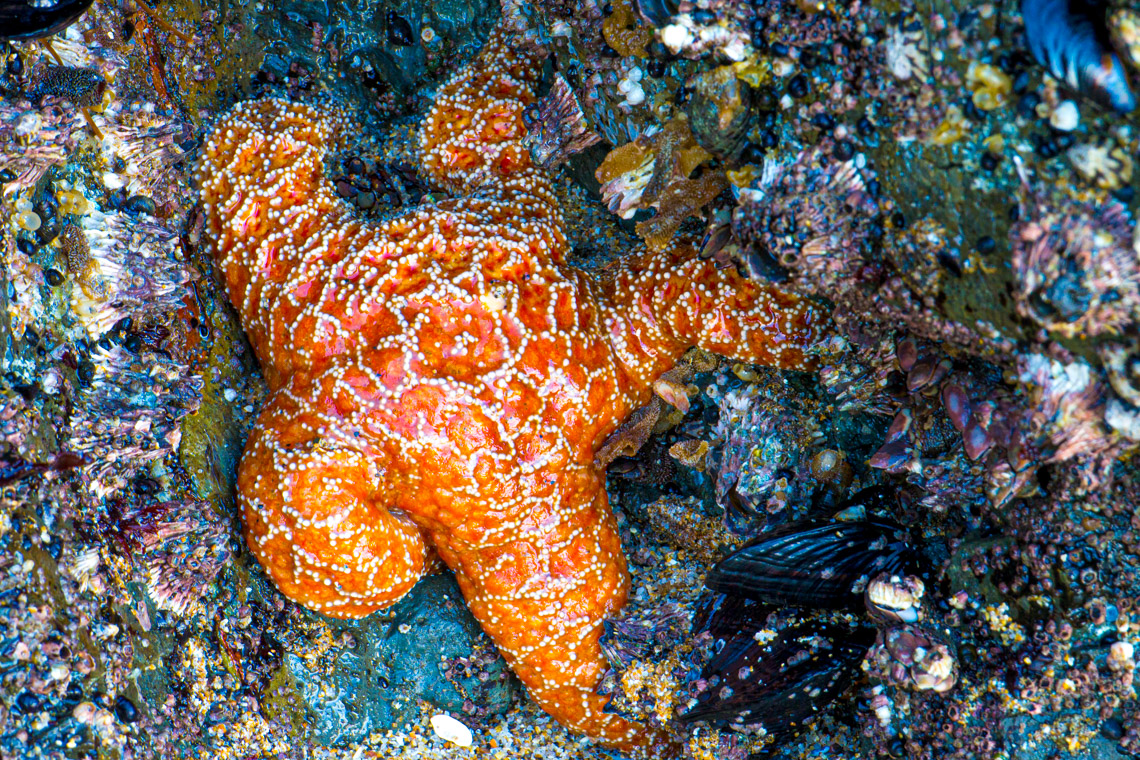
(0, 0, 92, 40)
(632, 0, 679, 27)
(1021, 0, 1136, 112)
(704, 516, 915, 609)
(678, 595, 875, 736)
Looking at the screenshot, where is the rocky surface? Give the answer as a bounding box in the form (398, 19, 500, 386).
(2, 0, 1140, 756)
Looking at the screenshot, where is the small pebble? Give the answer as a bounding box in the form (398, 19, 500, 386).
(833, 140, 855, 161)
(114, 695, 139, 723)
(124, 195, 157, 215)
(1102, 717, 1125, 740)
(77, 361, 95, 386)
(1049, 100, 1079, 131)
(356, 191, 376, 210)
(15, 692, 41, 713)
(73, 702, 97, 723)
(787, 74, 809, 98)
(386, 12, 415, 46)
(16, 210, 41, 232)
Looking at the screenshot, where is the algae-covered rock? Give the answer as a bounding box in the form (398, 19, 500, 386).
(282, 573, 516, 744)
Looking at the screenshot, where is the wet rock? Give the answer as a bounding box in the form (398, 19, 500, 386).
(263, 0, 497, 106)
(283, 573, 516, 744)
(1003, 712, 1124, 760)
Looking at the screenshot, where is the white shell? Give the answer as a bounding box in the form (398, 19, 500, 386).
(1049, 100, 1080, 131)
(430, 714, 474, 747)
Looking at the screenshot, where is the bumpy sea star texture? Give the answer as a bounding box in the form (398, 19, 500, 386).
(195, 8, 827, 754)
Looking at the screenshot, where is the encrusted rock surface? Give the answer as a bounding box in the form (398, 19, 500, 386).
(2, 0, 1140, 756)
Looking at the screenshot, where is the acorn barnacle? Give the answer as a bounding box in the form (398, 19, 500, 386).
(1066, 137, 1133, 191)
(865, 573, 925, 624)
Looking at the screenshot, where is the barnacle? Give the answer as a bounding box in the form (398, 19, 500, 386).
(684, 65, 755, 161)
(67, 344, 202, 497)
(109, 499, 233, 616)
(65, 209, 190, 337)
(884, 12, 930, 82)
(521, 73, 601, 169)
(865, 574, 925, 624)
(103, 111, 189, 205)
(1101, 341, 1140, 407)
(732, 143, 879, 293)
(1012, 192, 1139, 338)
(866, 625, 958, 693)
(1066, 137, 1133, 191)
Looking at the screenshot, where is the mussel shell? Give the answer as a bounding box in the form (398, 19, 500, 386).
(740, 244, 791, 284)
(1021, 0, 1136, 112)
(0, 0, 93, 40)
(691, 592, 775, 642)
(632, 0, 680, 27)
(705, 516, 914, 608)
(685, 68, 756, 162)
(678, 614, 875, 733)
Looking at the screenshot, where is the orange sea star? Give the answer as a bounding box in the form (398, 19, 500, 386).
(196, 8, 828, 755)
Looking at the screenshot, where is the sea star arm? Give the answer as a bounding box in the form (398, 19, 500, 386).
(419, 14, 553, 205)
(238, 378, 432, 618)
(196, 98, 373, 389)
(596, 240, 831, 390)
(427, 463, 673, 756)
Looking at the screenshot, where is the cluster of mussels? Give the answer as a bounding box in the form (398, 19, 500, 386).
(677, 497, 954, 736)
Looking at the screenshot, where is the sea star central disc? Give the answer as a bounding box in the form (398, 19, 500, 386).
(196, 8, 828, 754)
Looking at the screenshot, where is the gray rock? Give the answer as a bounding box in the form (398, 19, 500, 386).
(285, 572, 517, 745)
(1003, 712, 1125, 760)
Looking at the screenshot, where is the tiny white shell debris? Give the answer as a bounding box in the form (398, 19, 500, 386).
(430, 714, 473, 747)
(723, 37, 747, 61)
(660, 24, 694, 54)
(14, 111, 42, 137)
(1107, 640, 1136, 672)
(1049, 100, 1080, 131)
